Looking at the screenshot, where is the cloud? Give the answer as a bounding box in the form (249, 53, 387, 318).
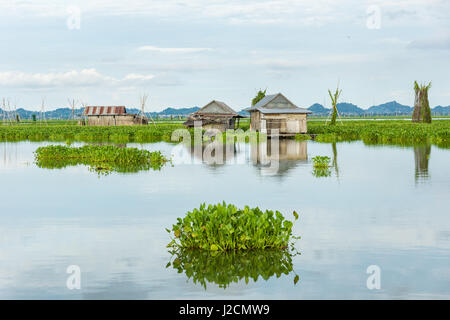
(254, 54, 374, 70)
(137, 46, 213, 53)
(0, 69, 155, 88)
(0, 1, 354, 26)
(408, 33, 450, 50)
(3, 0, 449, 27)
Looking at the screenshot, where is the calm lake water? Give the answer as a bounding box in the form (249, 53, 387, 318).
(0, 139, 449, 299)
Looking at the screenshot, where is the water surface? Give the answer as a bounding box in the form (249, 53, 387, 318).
(0, 140, 449, 299)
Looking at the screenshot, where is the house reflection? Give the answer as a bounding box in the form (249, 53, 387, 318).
(414, 144, 431, 182)
(180, 139, 308, 176)
(250, 139, 308, 176)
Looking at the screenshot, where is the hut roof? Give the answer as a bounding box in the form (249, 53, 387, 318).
(194, 100, 241, 117)
(244, 93, 312, 114)
(83, 106, 127, 116)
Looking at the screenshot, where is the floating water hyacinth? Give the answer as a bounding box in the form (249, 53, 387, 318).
(167, 202, 300, 251)
(306, 120, 450, 148)
(0, 123, 181, 143)
(34, 144, 170, 174)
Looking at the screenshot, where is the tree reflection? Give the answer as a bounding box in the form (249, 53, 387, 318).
(332, 142, 339, 178)
(167, 249, 299, 289)
(414, 144, 431, 182)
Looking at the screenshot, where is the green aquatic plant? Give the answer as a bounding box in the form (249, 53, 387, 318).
(167, 202, 300, 251)
(312, 156, 332, 177)
(308, 120, 450, 147)
(167, 248, 299, 289)
(0, 123, 182, 143)
(312, 156, 331, 169)
(294, 134, 311, 141)
(34, 144, 170, 173)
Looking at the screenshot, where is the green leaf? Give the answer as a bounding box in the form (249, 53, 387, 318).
(294, 275, 299, 285)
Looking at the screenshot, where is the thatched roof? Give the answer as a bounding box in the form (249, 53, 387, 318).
(193, 100, 241, 117)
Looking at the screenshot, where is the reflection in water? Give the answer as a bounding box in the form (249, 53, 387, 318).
(414, 144, 431, 182)
(1, 142, 20, 168)
(312, 167, 331, 178)
(249, 139, 307, 176)
(167, 249, 299, 289)
(332, 142, 339, 178)
(182, 139, 308, 176)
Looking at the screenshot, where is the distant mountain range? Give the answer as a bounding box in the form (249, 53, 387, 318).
(0, 106, 201, 120)
(307, 101, 450, 116)
(1, 101, 449, 120)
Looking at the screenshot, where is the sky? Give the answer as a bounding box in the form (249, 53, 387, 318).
(0, 0, 449, 112)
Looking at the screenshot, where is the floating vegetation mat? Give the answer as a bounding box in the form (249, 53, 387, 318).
(167, 202, 300, 251)
(305, 120, 450, 148)
(167, 248, 299, 289)
(0, 124, 182, 143)
(34, 145, 170, 174)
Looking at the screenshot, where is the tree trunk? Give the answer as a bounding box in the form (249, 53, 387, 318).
(412, 82, 431, 123)
(330, 105, 337, 125)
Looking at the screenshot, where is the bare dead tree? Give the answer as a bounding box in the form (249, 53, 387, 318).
(6, 99, 12, 125)
(68, 98, 78, 122)
(41, 98, 47, 125)
(140, 93, 155, 126)
(1, 98, 5, 124)
(12, 97, 18, 123)
(80, 101, 87, 125)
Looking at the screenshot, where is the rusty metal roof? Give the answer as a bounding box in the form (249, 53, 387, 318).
(83, 106, 127, 116)
(244, 93, 311, 114)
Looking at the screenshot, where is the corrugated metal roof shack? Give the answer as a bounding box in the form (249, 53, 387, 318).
(244, 93, 312, 136)
(183, 100, 244, 131)
(81, 106, 148, 126)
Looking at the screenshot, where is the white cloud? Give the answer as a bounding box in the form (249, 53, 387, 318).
(408, 32, 450, 50)
(137, 46, 213, 53)
(2, 0, 449, 27)
(254, 53, 375, 69)
(0, 69, 155, 88)
(122, 73, 155, 81)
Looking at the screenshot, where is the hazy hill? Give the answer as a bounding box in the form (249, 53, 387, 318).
(1, 102, 449, 120)
(366, 101, 412, 115)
